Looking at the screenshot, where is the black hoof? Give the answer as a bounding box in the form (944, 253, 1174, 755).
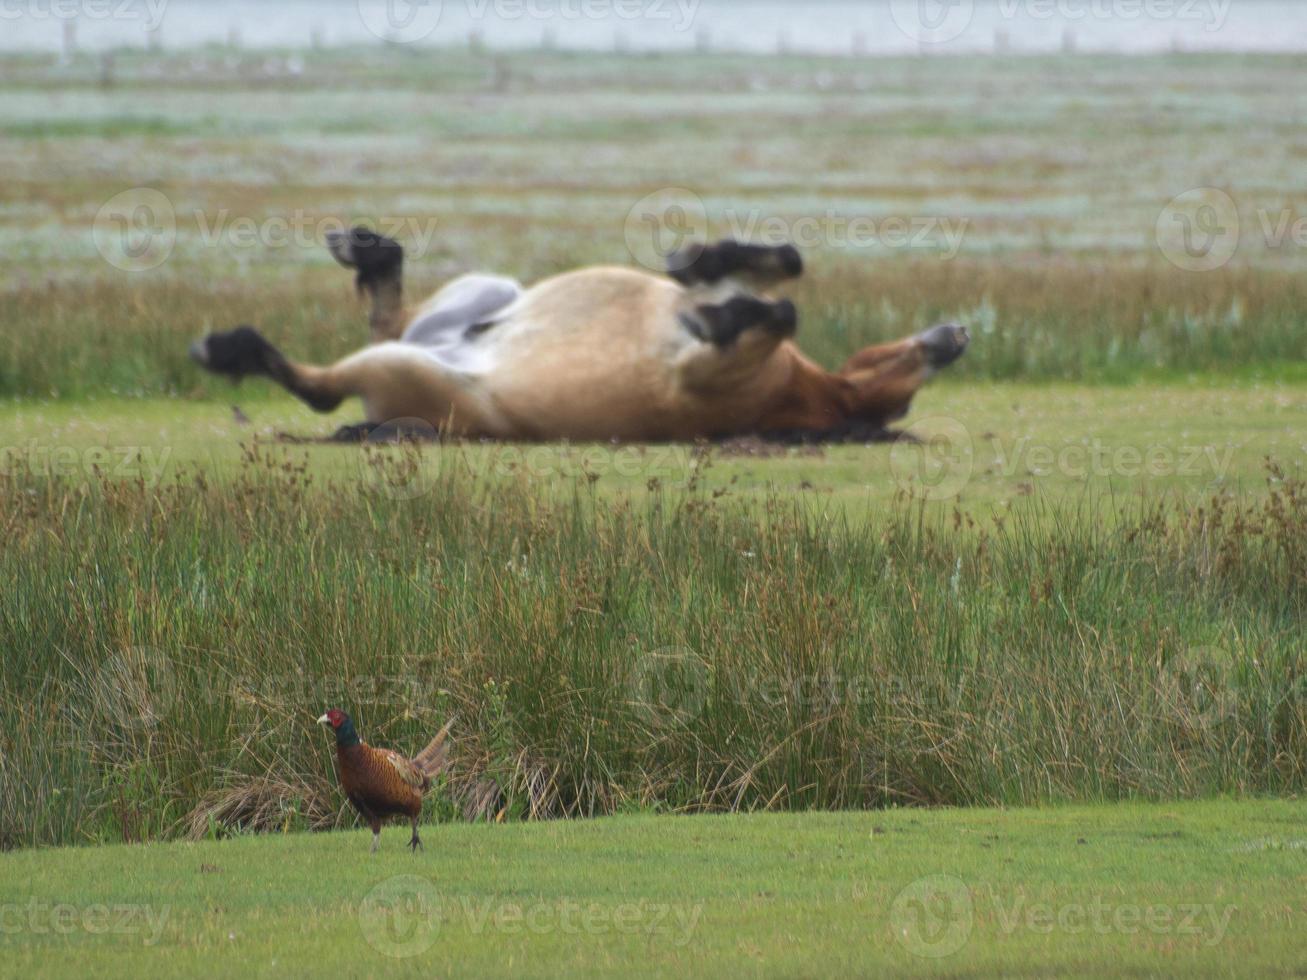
(327, 226, 403, 290)
(190, 325, 274, 380)
(687, 296, 799, 347)
(669, 240, 803, 287)
(916, 323, 970, 369)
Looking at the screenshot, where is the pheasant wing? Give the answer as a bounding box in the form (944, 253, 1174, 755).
(377, 748, 427, 790)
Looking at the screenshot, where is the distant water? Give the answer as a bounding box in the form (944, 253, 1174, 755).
(2, 0, 1303, 54)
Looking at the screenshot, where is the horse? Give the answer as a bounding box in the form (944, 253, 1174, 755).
(190, 229, 969, 442)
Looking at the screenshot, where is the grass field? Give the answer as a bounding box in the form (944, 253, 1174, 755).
(2, 41, 1305, 978)
(2, 801, 1305, 977)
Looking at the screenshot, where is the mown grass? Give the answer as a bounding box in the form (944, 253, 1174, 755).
(1, 802, 1304, 978)
(1, 450, 1302, 850)
(2, 382, 1304, 514)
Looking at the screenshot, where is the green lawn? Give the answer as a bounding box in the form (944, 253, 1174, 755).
(1, 801, 1303, 978)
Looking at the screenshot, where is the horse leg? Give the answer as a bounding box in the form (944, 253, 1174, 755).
(191, 326, 345, 412)
(191, 326, 501, 435)
(325, 226, 406, 342)
(841, 323, 970, 374)
(681, 295, 798, 348)
(838, 323, 971, 426)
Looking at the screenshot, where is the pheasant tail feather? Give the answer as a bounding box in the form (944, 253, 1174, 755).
(412, 715, 456, 779)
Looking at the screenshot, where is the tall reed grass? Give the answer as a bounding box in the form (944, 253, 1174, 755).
(1, 447, 1302, 849)
(4, 260, 1305, 402)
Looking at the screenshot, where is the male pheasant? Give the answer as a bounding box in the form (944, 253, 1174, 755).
(317, 709, 454, 853)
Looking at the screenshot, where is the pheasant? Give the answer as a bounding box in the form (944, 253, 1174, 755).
(316, 709, 454, 853)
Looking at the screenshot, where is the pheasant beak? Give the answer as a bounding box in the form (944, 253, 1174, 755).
(316, 713, 331, 726)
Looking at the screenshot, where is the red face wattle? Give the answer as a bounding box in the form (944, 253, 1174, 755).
(327, 709, 345, 729)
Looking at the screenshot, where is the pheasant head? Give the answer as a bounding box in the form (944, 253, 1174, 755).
(317, 708, 361, 748)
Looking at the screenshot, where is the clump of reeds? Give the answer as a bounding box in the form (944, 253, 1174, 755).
(0, 449, 1302, 848)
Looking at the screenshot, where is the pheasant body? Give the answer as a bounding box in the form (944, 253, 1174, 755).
(317, 710, 453, 853)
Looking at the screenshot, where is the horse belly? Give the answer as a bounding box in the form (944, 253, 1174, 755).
(480, 270, 701, 440)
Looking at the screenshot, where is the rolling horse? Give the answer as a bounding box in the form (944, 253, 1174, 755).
(190, 228, 969, 442)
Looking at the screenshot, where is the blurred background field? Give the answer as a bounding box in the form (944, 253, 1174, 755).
(3, 48, 1307, 398)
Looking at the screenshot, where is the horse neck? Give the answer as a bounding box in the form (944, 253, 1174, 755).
(755, 347, 856, 434)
